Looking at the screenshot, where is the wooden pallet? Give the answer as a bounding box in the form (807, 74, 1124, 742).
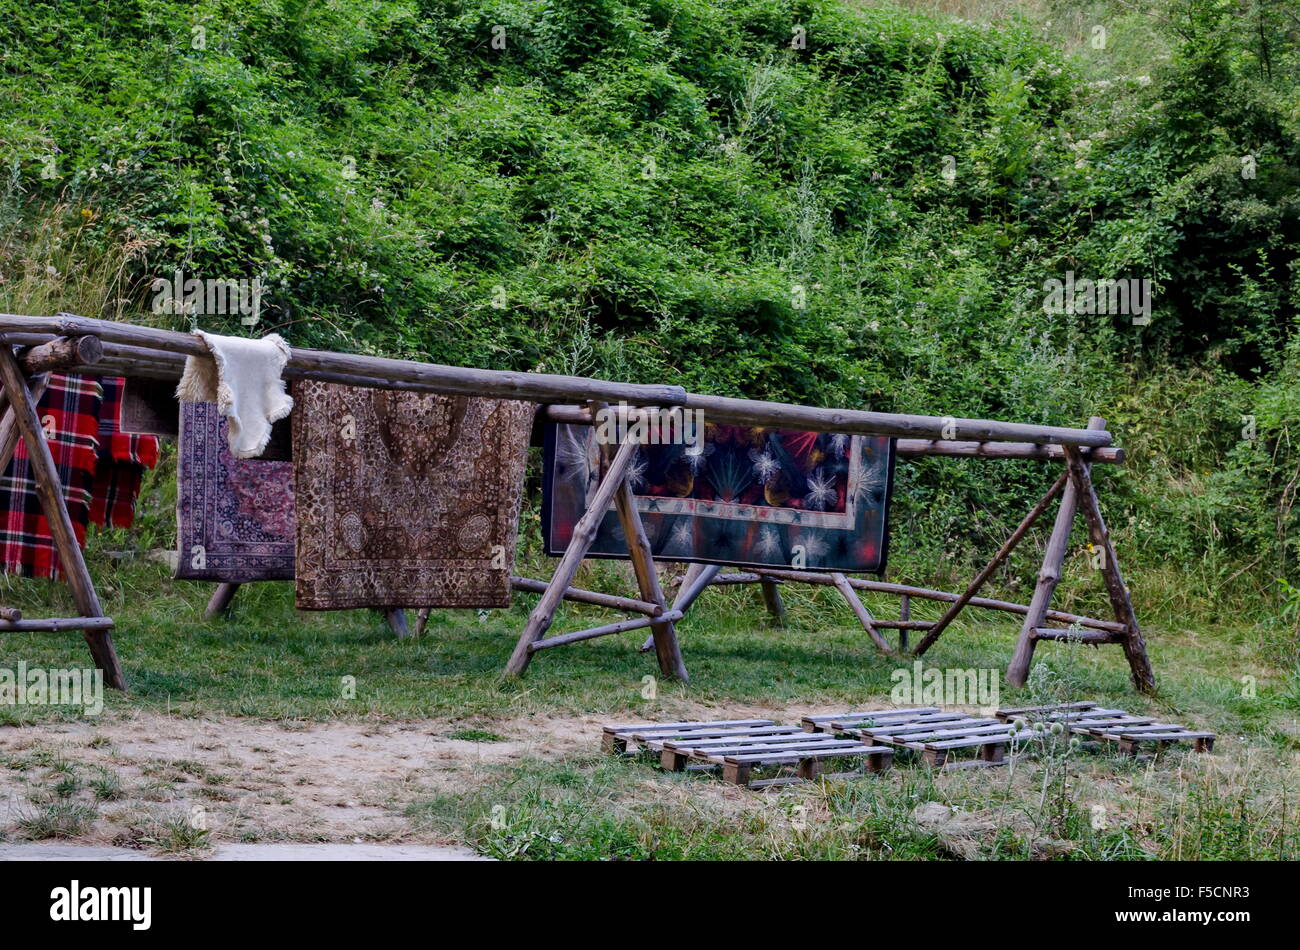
(806, 708, 1049, 769)
(658, 729, 894, 788)
(995, 703, 1216, 755)
(601, 719, 779, 755)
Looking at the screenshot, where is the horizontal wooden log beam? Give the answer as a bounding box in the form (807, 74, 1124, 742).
(18, 335, 103, 374)
(721, 569, 1126, 634)
(0, 616, 115, 633)
(681, 392, 1111, 447)
(897, 439, 1124, 464)
(0, 316, 1111, 446)
(1034, 627, 1125, 644)
(529, 608, 685, 651)
(541, 405, 1124, 463)
(0, 315, 687, 409)
(510, 576, 659, 616)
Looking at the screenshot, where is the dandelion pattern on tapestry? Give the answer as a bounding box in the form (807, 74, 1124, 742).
(542, 422, 894, 573)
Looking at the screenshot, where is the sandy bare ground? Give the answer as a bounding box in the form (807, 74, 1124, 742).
(0, 700, 856, 850)
(0, 709, 603, 848)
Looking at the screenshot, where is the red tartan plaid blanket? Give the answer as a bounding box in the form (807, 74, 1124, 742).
(0, 374, 160, 578)
(89, 377, 160, 530)
(0, 374, 102, 579)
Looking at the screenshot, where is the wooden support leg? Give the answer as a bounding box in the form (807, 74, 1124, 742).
(831, 572, 892, 653)
(722, 761, 752, 786)
(981, 743, 1006, 764)
(414, 607, 431, 638)
(385, 608, 411, 639)
(1062, 442, 1157, 693)
(867, 749, 894, 773)
(898, 594, 910, 652)
(914, 471, 1068, 656)
(505, 434, 642, 675)
(760, 577, 787, 626)
(796, 757, 822, 781)
(1007, 417, 1107, 688)
(0, 374, 51, 473)
(204, 582, 241, 619)
(592, 401, 688, 681)
(660, 749, 687, 771)
(0, 347, 125, 690)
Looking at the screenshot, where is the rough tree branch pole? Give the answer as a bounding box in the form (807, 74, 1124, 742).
(0, 314, 1114, 446)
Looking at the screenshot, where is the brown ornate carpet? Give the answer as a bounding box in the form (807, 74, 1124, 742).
(292, 381, 536, 609)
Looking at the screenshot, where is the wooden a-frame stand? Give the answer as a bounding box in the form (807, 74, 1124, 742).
(506, 402, 689, 681)
(507, 415, 1156, 693)
(0, 339, 126, 690)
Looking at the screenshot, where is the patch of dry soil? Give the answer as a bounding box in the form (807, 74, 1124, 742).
(0, 699, 968, 850)
(0, 709, 606, 847)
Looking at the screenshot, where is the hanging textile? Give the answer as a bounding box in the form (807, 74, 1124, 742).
(292, 381, 536, 609)
(177, 331, 293, 458)
(541, 421, 895, 574)
(0, 374, 103, 579)
(89, 376, 160, 530)
(175, 400, 295, 582)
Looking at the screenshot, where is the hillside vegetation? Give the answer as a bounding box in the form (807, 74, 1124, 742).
(0, 0, 1298, 644)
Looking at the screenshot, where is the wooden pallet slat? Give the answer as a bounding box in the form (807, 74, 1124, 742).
(603, 717, 895, 788)
(601, 718, 776, 754)
(800, 706, 941, 730)
(994, 702, 1216, 755)
(808, 709, 1052, 769)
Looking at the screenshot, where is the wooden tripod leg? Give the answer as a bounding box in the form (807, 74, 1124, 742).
(204, 582, 241, 619)
(832, 572, 892, 653)
(913, 472, 1068, 656)
(0, 348, 125, 690)
(898, 595, 910, 652)
(505, 434, 641, 676)
(596, 405, 688, 682)
(414, 608, 431, 637)
(1062, 444, 1156, 693)
(612, 482, 688, 682)
(1007, 417, 1105, 687)
(0, 374, 50, 473)
(385, 608, 411, 638)
(639, 561, 703, 653)
(760, 577, 787, 626)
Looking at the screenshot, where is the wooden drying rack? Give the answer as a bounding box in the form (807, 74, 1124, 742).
(0, 312, 1154, 694)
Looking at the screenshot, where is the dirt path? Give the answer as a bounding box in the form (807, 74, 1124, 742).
(0, 699, 849, 850)
(0, 709, 608, 849)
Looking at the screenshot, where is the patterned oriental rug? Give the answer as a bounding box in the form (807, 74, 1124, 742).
(292, 381, 536, 609)
(176, 401, 296, 582)
(542, 422, 894, 574)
